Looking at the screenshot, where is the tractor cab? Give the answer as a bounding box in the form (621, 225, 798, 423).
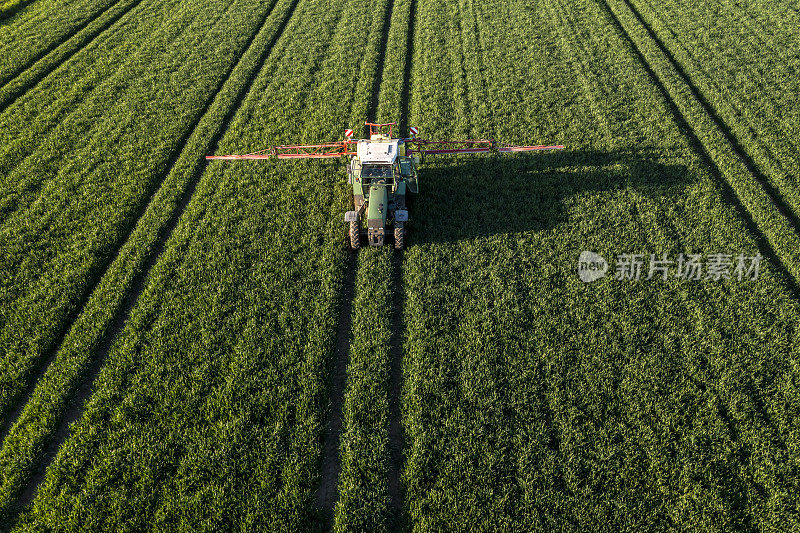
(360, 163, 393, 181)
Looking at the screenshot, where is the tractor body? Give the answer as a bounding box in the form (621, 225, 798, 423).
(345, 129, 418, 249)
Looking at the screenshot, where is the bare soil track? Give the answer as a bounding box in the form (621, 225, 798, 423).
(314, 253, 357, 522)
(387, 255, 406, 523)
(399, 0, 417, 136)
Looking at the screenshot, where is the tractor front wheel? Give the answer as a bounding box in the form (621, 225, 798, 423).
(349, 220, 360, 250)
(394, 223, 405, 250)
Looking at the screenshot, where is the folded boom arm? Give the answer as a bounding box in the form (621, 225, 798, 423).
(206, 141, 356, 160)
(205, 136, 564, 161)
(406, 139, 564, 155)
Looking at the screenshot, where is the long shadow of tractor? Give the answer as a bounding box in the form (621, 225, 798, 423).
(406, 147, 693, 246)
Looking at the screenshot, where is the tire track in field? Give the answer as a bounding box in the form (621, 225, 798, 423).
(617, 0, 800, 237)
(4, 0, 301, 512)
(366, 0, 396, 124)
(399, 0, 416, 136)
(0, 0, 146, 114)
(555, 2, 789, 517)
(387, 254, 406, 523)
(387, 0, 416, 522)
(315, 252, 356, 522)
(596, 0, 800, 299)
(378, 0, 410, 521)
(315, 0, 404, 525)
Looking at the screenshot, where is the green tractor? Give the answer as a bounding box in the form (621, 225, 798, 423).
(207, 121, 563, 250)
(344, 123, 419, 249)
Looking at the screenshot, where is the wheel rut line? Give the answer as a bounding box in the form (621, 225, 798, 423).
(4, 0, 299, 512)
(605, 1, 792, 512)
(314, 252, 357, 523)
(597, 0, 800, 299)
(630, 0, 794, 460)
(0, 0, 145, 114)
(306, 1, 384, 524)
(616, 0, 800, 239)
(387, 254, 406, 521)
(642, 0, 800, 158)
(316, 0, 404, 526)
(399, 0, 417, 136)
(387, 0, 415, 520)
(366, 0, 397, 125)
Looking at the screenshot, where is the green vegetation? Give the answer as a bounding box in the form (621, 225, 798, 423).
(0, 0, 141, 87)
(0, 0, 295, 516)
(3, 0, 392, 527)
(334, 249, 394, 532)
(627, 0, 800, 210)
(0, 0, 31, 20)
(399, 0, 800, 529)
(0, 0, 285, 420)
(0, 0, 799, 529)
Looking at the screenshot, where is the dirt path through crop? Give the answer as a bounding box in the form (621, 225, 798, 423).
(399, 0, 416, 136)
(387, 255, 406, 522)
(314, 253, 357, 522)
(386, 0, 416, 522)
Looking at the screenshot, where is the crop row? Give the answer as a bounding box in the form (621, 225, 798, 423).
(0, 0, 293, 519)
(0, 0, 133, 88)
(4, 0, 394, 528)
(631, 0, 800, 212)
(0, 0, 286, 423)
(397, 0, 800, 529)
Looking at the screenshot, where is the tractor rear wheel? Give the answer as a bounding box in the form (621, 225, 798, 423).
(349, 220, 360, 250)
(394, 223, 405, 250)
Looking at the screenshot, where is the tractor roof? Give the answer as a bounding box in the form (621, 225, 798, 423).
(356, 139, 399, 164)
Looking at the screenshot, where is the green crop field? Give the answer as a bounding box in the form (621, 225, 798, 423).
(0, 0, 798, 530)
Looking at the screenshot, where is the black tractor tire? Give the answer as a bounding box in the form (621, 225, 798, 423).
(349, 220, 360, 250)
(394, 223, 405, 250)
